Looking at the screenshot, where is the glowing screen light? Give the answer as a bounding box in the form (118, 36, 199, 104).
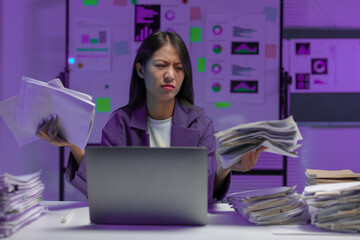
(68, 57, 75, 64)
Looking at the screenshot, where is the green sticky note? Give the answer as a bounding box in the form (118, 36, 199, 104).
(96, 98, 111, 112)
(131, 0, 137, 5)
(90, 39, 98, 44)
(190, 28, 201, 42)
(197, 57, 205, 72)
(215, 102, 230, 108)
(83, 0, 98, 5)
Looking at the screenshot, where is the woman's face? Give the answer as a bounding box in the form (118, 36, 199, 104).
(137, 43, 185, 104)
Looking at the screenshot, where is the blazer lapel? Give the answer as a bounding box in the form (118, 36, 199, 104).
(130, 103, 150, 146)
(171, 100, 200, 146)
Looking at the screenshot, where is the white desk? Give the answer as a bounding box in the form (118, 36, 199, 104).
(7, 201, 360, 240)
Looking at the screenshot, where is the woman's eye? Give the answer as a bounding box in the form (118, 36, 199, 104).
(176, 67, 183, 71)
(156, 64, 165, 68)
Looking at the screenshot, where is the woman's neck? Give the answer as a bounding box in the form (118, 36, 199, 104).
(146, 97, 175, 120)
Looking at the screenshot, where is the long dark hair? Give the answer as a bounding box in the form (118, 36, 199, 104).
(123, 31, 194, 110)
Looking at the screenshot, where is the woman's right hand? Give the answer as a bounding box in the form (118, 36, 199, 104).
(36, 114, 71, 147)
(36, 114, 85, 166)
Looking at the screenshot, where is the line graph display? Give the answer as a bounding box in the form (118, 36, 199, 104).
(230, 80, 258, 93)
(231, 42, 259, 55)
(135, 5, 160, 42)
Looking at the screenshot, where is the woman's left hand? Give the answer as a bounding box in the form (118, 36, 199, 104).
(230, 146, 268, 172)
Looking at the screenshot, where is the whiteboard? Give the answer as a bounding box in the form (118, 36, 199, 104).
(68, 0, 281, 143)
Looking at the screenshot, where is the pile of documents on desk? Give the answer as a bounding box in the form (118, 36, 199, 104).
(215, 116, 302, 169)
(302, 181, 360, 233)
(226, 185, 308, 225)
(305, 169, 360, 186)
(0, 76, 95, 149)
(0, 171, 47, 238)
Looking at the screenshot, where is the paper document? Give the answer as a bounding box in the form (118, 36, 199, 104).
(0, 76, 95, 149)
(215, 116, 302, 169)
(305, 169, 360, 186)
(226, 185, 308, 225)
(0, 171, 47, 238)
(302, 181, 360, 233)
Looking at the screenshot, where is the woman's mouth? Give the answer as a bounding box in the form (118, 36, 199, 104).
(162, 84, 175, 90)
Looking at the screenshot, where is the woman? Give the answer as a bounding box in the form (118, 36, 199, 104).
(37, 31, 266, 204)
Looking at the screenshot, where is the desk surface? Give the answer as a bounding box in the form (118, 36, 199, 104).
(7, 201, 360, 240)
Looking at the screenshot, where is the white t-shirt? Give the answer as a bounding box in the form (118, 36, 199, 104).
(147, 116, 172, 147)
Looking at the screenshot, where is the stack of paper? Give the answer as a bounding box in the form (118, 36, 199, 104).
(0, 76, 95, 149)
(215, 116, 302, 168)
(303, 181, 360, 233)
(305, 169, 360, 186)
(226, 186, 308, 225)
(0, 171, 47, 238)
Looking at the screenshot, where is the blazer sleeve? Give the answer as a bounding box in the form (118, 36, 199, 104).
(65, 112, 124, 198)
(198, 112, 231, 205)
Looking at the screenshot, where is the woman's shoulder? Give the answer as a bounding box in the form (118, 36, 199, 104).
(111, 106, 132, 118)
(179, 102, 207, 117)
(104, 106, 132, 129)
(177, 101, 212, 126)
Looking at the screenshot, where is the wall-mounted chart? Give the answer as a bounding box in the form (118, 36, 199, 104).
(289, 39, 360, 93)
(74, 19, 111, 71)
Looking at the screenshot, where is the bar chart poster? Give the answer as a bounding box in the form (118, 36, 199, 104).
(74, 19, 111, 71)
(134, 5, 160, 42)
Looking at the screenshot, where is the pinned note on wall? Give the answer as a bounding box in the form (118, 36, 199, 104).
(215, 102, 230, 108)
(114, 41, 129, 55)
(83, 0, 98, 6)
(197, 57, 206, 72)
(96, 97, 111, 112)
(114, 0, 127, 6)
(265, 44, 277, 58)
(263, 6, 277, 21)
(190, 7, 201, 20)
(190, 27, 201, 42)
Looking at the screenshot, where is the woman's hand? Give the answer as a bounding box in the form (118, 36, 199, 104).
(36, 114, 85, 166)
(35, 114, 71, 147)
(229, 146, 268, 172)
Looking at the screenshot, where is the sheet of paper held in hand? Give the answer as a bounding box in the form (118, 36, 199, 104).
(215, 116, 303, 169)
(0, 76, 95, 149)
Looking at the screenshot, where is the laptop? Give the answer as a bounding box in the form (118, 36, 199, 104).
(85, 146, 208, 225)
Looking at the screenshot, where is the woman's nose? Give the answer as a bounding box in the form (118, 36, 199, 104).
(164, 68, 175, 83)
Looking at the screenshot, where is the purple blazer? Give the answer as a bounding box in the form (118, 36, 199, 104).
(66, 100, 231, 204)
